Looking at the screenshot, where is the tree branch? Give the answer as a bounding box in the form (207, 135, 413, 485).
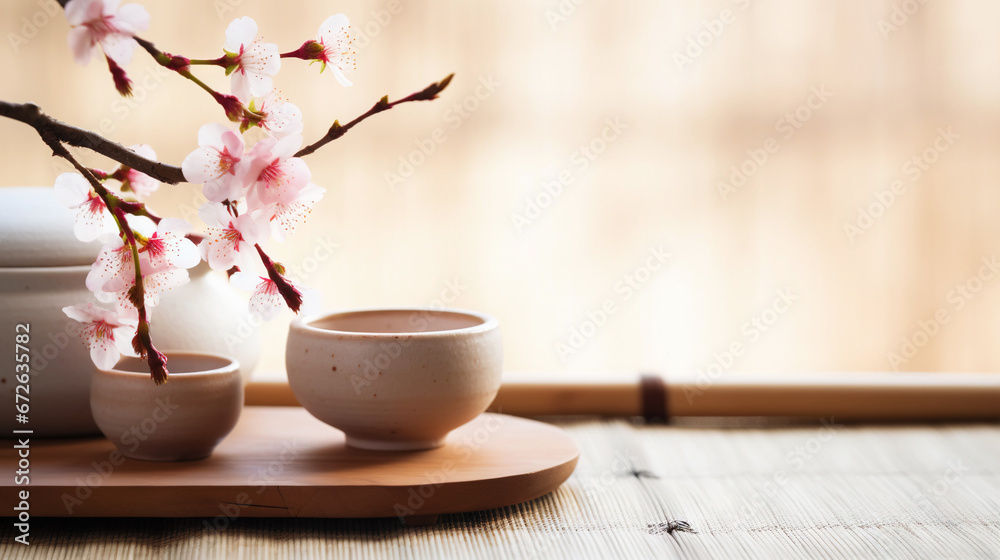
(37, 130, 168, 383)
(295, 73, 454, 158)
(0, 100, 187, 184)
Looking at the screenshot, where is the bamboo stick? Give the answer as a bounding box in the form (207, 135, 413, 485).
(244, 373, 1000, 421)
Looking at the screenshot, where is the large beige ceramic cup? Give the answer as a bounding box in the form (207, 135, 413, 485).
(286, 308, 503, 450)
(91, 352, 244, 461)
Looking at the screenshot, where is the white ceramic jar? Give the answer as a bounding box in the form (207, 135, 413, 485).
(0, 187, 260, 437)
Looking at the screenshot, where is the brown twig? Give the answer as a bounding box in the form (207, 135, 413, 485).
(295, 73, 454, 158)
(0, 100, 186, 184)
(132, 37, 260, 124)
(36, 132, 168, 383)
(254, 244, 303, 313)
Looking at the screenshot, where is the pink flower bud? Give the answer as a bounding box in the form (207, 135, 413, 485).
(286, 40, 325, 60)
(212, 92, 244, 122)
(161, 52, 191, 72)
(106, 55, 133, 97)
(132, 331, 169, 384)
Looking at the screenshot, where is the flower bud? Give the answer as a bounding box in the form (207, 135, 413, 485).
(148, 348, 169, 385)
(162, 52, 191, 72)
(285, 40, 325, 61)
(212, 92, 244, 122)
(301, 40, 325, 58)
(106, 55, 133, 97)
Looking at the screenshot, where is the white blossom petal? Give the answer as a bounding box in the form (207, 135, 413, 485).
(115, 3, 149, 33)
(54, 173, 91, 207)
(331, 67, 353, 87)
(224, 17, 258, 52)
(266, 183, 325, 242)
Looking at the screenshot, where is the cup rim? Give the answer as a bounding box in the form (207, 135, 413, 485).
(292, 307, 499, 338)
(0, 263, 93, 274)
(99, 350, 240, 379)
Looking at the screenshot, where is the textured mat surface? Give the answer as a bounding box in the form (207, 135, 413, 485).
(3, 418, 999, 559)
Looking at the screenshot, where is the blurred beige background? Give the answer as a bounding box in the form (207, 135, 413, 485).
(2, 0, 999, 378)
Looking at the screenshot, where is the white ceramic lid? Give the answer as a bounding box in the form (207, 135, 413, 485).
(0, 186, 102, 267)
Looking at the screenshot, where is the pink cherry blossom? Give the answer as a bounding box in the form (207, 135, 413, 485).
(132, 266, 191, 311)
(314, 14, 355, 86)
(224, 17, 281, 102)
(62, 303, 137, 370)
(182, 123, 247, 203)
(241, 134, 311, 209)
(87, 217, 199, 317)
(230, 270, 299, 320)
(86, 236, 133, 304)
(140, 218, 200, 271)
(65, 0, 150, 67)
(117, 144, 160, 199)
(107, 260, 191, 319)
(86, 215, 153, 301)
(54, 172, 118, 242)
(252, 91, 303, 138)
(263, 183, 325, 242)
(198, 202, 264, 272)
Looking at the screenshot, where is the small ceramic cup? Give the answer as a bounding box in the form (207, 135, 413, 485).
(91, 351, 244, 461)
(286, 308, 503, 450)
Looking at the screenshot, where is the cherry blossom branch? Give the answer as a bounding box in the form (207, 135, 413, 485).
(0, 100, 186, 184)
(114, 205, 169, 384)
(133, 37, 261, 124)
(33, 130, 168, 383)
(295, 73, 454, 158)
(187, 56, 228, 66)
(254, 244, 303, 313)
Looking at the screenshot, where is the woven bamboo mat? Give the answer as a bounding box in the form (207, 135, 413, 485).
(3, 418, 999, 559)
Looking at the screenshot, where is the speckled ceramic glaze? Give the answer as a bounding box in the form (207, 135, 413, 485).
(286, 308, 503, 450)
(90, 352, 243, 461)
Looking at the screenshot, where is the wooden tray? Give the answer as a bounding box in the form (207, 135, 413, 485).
(3, 407, 578, 524)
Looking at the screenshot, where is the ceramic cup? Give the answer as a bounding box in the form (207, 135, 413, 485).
(286, 308, 503, 450)
(90, 351, 244, 461)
